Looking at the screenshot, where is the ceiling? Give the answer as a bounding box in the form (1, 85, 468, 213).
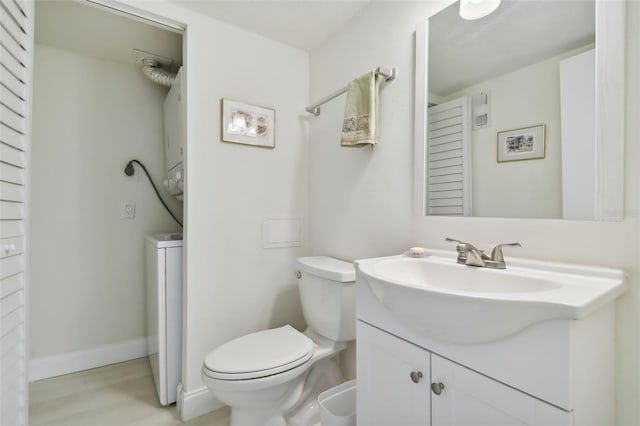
(169, 0, 370, 51)
(34, 0, 595, 94)
(35, 1, 183, 68)
(429, 0, 595, 97)
(34, 0, 370, 67)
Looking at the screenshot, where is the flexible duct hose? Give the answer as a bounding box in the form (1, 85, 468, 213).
(141, 59, 176, 88)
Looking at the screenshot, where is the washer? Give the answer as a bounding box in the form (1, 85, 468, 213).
(145, 233, 183, 406)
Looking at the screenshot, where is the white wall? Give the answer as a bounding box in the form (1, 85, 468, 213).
(309, 3, 420, 261)
(128, 2, 310, 412)
(310, 2, 639, 425)
(441, 54, 566, 218)
(30, 45, 182, 361)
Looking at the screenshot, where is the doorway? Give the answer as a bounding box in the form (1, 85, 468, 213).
(29, 0, 184, 410)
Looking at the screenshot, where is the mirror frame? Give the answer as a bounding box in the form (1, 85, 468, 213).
(414, 0, 626, 221)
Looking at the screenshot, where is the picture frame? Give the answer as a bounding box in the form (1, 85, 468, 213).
(221, 98, 275, 149)
(497, 124, 546, 162)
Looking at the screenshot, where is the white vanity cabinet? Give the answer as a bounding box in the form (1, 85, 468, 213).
(357, 321, 571, 426)
(357, 321, 431, 425)
(430, 353, 569, 426)
(355, 252, 624, 426)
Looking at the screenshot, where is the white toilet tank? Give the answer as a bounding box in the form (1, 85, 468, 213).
(296, 256, 356, 342)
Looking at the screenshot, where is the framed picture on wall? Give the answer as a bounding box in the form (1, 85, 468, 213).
(221, 98, 276, 149)
(497, 124, 546, 162)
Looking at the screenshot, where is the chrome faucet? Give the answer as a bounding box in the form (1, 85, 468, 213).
(445, 238, 521, 269)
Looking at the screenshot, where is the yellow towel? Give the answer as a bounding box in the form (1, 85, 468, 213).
(341, 71, 381, 147)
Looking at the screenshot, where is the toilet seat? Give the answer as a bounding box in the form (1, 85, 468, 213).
(203, 325, 314, 381)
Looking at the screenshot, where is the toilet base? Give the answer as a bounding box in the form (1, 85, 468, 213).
(286, 357, 343, 426)
(224, 357, 344, 426)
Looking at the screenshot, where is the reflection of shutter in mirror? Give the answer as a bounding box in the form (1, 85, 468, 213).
(427, 97, 472, 216)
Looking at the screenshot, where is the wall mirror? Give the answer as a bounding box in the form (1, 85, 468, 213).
(414, 0, 625, 220)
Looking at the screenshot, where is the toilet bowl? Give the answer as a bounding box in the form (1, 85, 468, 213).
(201, 256, 356, 426)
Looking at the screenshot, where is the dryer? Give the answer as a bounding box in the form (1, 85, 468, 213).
(145, 233, 183, 405)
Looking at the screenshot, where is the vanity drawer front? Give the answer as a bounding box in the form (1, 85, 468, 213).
(432, 318, 573, 411)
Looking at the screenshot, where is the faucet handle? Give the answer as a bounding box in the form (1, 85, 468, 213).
(446, 238, 490, 266)
(445, 238, 484, 253)
(490, 242, 521, 262)
(445, 237, 470, 255)
(444, 237, 482, 253)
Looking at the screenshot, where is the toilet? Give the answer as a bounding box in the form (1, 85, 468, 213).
(201, 256, 356, 426)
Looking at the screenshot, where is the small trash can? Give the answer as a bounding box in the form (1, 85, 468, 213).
(318, 379, 356, 426)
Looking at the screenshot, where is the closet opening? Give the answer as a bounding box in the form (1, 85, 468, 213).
(29, 0, 185, 420)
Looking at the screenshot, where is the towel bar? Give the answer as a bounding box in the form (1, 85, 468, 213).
(305, 66, 396, 117)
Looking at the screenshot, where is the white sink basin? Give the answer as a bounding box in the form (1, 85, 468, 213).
(357, 252, 626, 343)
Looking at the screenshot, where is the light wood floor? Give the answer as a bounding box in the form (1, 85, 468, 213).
(29, 358, 230, 426)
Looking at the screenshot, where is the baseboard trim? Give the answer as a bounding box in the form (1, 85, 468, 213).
(178, 384, 225, 422)
(29, 337, 148, 382)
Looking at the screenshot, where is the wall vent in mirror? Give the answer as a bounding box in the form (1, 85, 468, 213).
(472, 91, 490, 130)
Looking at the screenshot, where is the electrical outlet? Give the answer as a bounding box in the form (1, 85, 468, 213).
(123, 201, 136, 219)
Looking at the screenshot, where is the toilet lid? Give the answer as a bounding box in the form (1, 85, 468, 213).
(203, 325, 314, 380)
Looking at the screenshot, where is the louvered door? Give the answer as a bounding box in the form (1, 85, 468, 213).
(1, 1, 32, 425)
(426, 96, 472, 216)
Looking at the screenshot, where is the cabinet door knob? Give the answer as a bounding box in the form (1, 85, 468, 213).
(431, 382, 445, 395)
(409, 371, 423, 383)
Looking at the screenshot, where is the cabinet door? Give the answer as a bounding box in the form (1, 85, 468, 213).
(431, 354, 571, 426)
(357, 321, 430, 426)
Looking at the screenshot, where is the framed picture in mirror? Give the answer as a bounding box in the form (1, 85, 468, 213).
(497, 124, 545, 162)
